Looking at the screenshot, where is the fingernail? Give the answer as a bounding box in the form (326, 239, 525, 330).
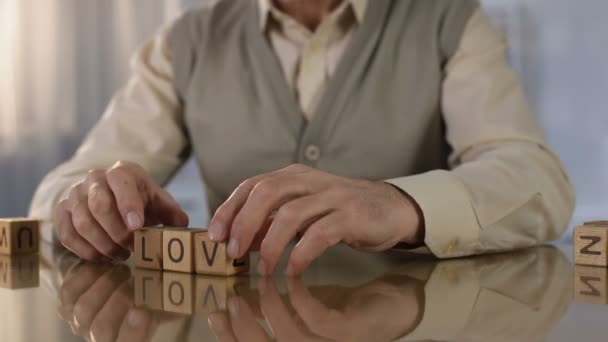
(127, 212, 141, 231)
(127, 309, 144, 327)
(208, 222, 223, 241)
(228, 298, 240, 317)
(257, 259, 267, 275)
(227, 239, 239, 258)
(284, 263, 296, 277)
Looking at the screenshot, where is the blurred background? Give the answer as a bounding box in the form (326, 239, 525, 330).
(0, 0, 606, 239)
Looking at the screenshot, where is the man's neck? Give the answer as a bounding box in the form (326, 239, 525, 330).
(273, 0, 345, 31)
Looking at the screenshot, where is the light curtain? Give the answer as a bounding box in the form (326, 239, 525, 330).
(0, 0, 200, 217)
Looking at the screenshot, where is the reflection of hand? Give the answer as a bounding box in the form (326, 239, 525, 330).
(57, 262, 160, 342)
(209, 277, 423, 342)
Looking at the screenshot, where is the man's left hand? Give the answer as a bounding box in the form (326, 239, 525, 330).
(208, 164, 424, 276)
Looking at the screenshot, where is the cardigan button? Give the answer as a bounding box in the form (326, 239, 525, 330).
(304, 145, 321, 161)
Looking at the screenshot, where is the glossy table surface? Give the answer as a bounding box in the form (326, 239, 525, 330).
(1, 241, 607, 342)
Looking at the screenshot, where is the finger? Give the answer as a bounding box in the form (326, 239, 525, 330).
(286, 278, 339, 340)
(56, 202, 107, 262)
(59, 264, 113, 325)
(258, 193, 334, 275)
(226, 297, 271, 342)
(228, 175, 311, 260)
(147, 188, 189, 227)
(248, 216, 273, 252)
(208, 174, 269, 243)
(106, 163, 147, 231)
(90, 281, 134, 342)
(285, 213, 344, 276)
(60, 263, 113, 309)
(208, 312, 238, 342)
(73, 265, 131, 334)
(258, 278, 308, 340)
(116, 308, 158, 342)
(71, 198, 130, 260)
(208, 164, 308, 242)
(87, 178, 132, 249)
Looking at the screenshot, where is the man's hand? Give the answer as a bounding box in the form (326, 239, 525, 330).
(54, 161, 189, 262)
(208, 164, 423, 276)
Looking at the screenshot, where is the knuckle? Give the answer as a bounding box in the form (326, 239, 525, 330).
(251, 180, 274, 201)
(72, 209, 95, 234)
(58, 226, 75, 246)
(67, 184, 83, 201)
(57, 199, 70, 211)
(285, 163, 306, 172)
(276, 204, 299, 223)
(237, 178, 257, 192)
(86, 169, 106, 181)
(88, 186, 114, 215)
(112, 160, 133, 170)
(106, 165, 124, 179)
(106, 160, 136, 179)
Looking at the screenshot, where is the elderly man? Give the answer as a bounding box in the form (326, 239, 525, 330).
(30, 0, 575, 276)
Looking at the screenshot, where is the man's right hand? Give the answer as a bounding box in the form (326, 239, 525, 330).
(53, 161, 189, 261)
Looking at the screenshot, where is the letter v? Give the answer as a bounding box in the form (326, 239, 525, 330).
(202, 241, 219, 266)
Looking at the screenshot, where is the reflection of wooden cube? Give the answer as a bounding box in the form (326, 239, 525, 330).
(574, 265, 607, 305)
(194, 275, 248, 314)
(163, 271, 195, 314)
(134, 228, 164, 270)
(162, 228, 205, 273)
(194, 232, 249, 276)
(574, 222, 608, 267)
(134, 269, 163, 310)
(0, 254, 40, 289)
(0, 218, 39, 255)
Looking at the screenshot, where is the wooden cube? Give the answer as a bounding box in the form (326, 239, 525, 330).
(194, 231, 249, 276)
(163, 271, 195, 314)
(134, 269, 163, 311)
(134, 228, 164, 270)
(0, 254, 40, 289)
(574, 265, 608, 305)
(194, 275, 248, 314)
(162, 228, 204, 273)
(574, 222, 608, 267)
(0, 218, 39, 255)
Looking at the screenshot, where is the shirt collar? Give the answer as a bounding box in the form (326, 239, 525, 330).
(258, 0, 368, 29)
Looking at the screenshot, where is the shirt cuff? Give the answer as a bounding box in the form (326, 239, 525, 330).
(385, 170, 480, 258)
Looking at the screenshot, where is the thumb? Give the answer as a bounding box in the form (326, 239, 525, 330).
(148, 189, 190, 227)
